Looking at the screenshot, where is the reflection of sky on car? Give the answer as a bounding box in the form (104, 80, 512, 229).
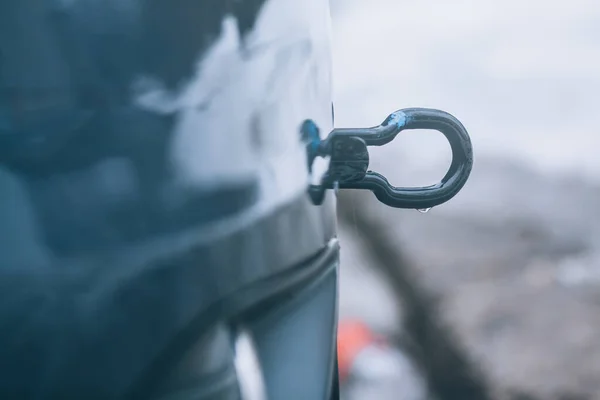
(135, 0, 334, 215)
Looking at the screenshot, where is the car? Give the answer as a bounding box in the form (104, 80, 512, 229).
(0, 1, 471, 398)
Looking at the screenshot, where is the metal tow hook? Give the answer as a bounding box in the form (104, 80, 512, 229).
(302, 108, 473, 210)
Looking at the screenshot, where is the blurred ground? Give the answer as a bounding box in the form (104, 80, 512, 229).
(332, 0, 600, 398)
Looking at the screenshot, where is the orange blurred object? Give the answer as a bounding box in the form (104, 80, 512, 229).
(337, 319, 379, 381)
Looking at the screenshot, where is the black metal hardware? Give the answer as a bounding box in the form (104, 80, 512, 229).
(303, 108, 473, 209)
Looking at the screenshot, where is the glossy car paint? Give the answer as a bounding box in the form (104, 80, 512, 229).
(0, 0, 338, 398)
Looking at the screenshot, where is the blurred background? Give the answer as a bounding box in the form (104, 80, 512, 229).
(330, 0, 600, 399)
